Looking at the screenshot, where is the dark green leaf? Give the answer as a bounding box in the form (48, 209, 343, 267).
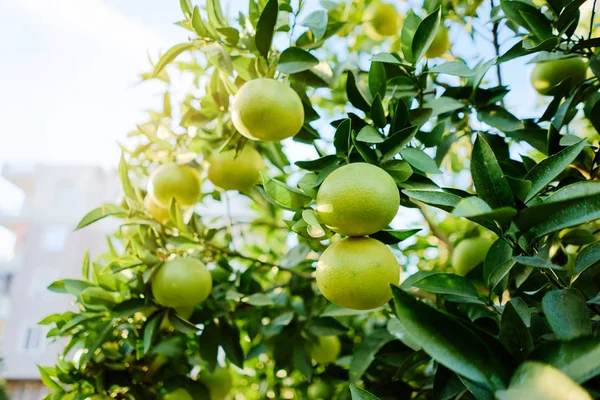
(382, 160, 413, 184)
(220, 319, 245, 367)
(350, 384, 381, 400)
(293, 340, 313, 380)
(381, 126, 419, 161)
(531, 338, 600, 383)
(387, 318, 422, 351)
(561, 229, 597, 246)
(412, 7, 441, 63)
(499, 299, 534, 361)
(370, 228, 421, 245)
(346, 71, 371, 112)
(402, 189, 462, 212)
(333, 118, 351, 154)
(295, 155, 337, 171)
(82, 319, 115, 366)
(168, 311, 200, 334)
(369, 62, 387, 99)
(277, 47, 319, 74)
(412, 273, 480, 298)
(484, 238, 513, 285)
(349, 330, 395, 382)
(255, 0, 278, 58)
(575, 241, 600, 274)
(542, 289, 592, 340)
(524, 140, 586, 202)
(519, 10, 553, 40)
(391, 286, 512, 390)
(370, 94, 386, 128)
(471, 134, 515, 209)
(143, 312, 162, 355)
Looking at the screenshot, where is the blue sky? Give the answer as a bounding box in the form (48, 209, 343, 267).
(0, 0, 574, 167)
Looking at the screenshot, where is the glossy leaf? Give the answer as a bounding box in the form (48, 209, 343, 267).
(531, 337, 600, 383)
(151, 42, 195, 78)
(542, 289, 592, 340)
(349, 330, 395, 382)
(277, 47, 319, 74)
(471, 134, 515, 209)
(400, 148, 442, 174)
(260, 173, 312, 210)
(411, 7, 441, 63)
(412, 273, 480, 298)
(255, 0, 278, 58)
(350, 384, 381, 400)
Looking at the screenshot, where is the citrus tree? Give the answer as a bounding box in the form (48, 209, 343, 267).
(37, 0, 600, 399)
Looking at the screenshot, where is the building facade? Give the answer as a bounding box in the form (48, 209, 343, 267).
(0, 164, 118, 399)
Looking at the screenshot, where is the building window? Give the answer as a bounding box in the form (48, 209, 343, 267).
(42, 225, 68, 252)
(0, 273, 13, 295)
(23, 326, 44, 351)
(29, 268, 58, 300)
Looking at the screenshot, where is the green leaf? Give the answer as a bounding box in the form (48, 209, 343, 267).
(192, 6, 212, 38)
(429, 61, 475, 77)
(76, 204, 128, 230)
(386, 317, 421, 351)
(400, 148, 441, 174)
(350, 384, 381, 400)
(471, 134, 516, 209)
(306, 317, 348, 336)
(561, 229, 597, 245)
(346, 70, 371, 112)
(471, 58, 496, 91)
(401, 11, 421, 63)
(505, 177, 532, 202)
(524, 140, 586, 202)
(426, 97, 465, 117)
(82, 318, 115, 366)
(301, 10, 328, 40)
(519, 10, 553, 40)
(255, 0, 278, 58)
(381, 125, 419, 162)
(151, 42, 195, 78)
(402, 189, 462, 212)
(542, 289, 592, 340)
(370, 94, 386, 129)
(293, 340, 313, 380)
(412, 273, 480, 298)
(488, 260, 517, 293)
(411, 7, 441, 63)
(168, 311, 200, 334)
(118, 152, 137, 204)
(531, 337, 600, 383)
(484, 238, 513, 285)
(333, 118, 351, 154)
(280, 243, 311, 268)
(295, 155, 337, 171)
(198, 322, 219, 370)
(516, 181, 600, 237)
(349, 330, 395, 382)
(37, 365, 63, 391)
(499, 299, 534, 361)
(356, 125, 384, 143)
(143, 312, 162, 355)
(220, 319, 245, 367)
(244, 293, 275, 306)
(477, 106, 524, 132)
(370, 228, 421, 245)
(368, 61, 387, 99)
(321, 303, 381, 317)
(575, 241, 600, 274)
(260, 173, 312, 210)
(277, 47, 319, 74)
(391, 286, 512, 390)
(207, 0, 228, 28)
(81, 250, 90, 281)
(382, 160, 413, 184)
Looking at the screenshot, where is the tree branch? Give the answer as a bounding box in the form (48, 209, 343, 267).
(417, 203, 453, 252)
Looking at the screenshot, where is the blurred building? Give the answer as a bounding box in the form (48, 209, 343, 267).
(0, 164, 118, 400)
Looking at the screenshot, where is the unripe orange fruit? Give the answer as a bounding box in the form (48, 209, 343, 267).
(531, 58, 587, 95)
(207, 146, 265, 192)
(231, 78, 304, 141)
(316, 237, 400, 310)
(152, 257, 212, 308)
(148, 163, 201, 207)
(316, 163, 399, 236)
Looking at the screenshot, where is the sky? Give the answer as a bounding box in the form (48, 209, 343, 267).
(0, 0, 588, 168)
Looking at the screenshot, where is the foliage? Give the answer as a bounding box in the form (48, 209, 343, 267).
(37, 0, 600, 399)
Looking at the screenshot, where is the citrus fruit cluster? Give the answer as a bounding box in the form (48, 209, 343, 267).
(315, 163, 401, 311)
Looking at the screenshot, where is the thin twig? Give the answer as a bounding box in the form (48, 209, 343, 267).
(589, 0, 597, 41)
(490, 0, 505, 107)
(417, 203, 453, 252)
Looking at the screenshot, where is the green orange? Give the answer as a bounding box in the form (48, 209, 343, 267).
(148, 163, 201, 207)
(364, 2, 401, 40)
(163, 388, 193, 400)
(231, 78, 304, 141)
(151, 257, 212, 308)
(451, 237, 493, 276)
(199, 367, 232, 400)
(207, 145, 265, 192)
(316, 163, 399, 236)
(309, 336, 341, 364)
(144, 195, 171, 223)
(531, 58, 587, 96)
(308, 380, 334, 399)
(316, 237, 400, 310)
(426, 26, 451, 58)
